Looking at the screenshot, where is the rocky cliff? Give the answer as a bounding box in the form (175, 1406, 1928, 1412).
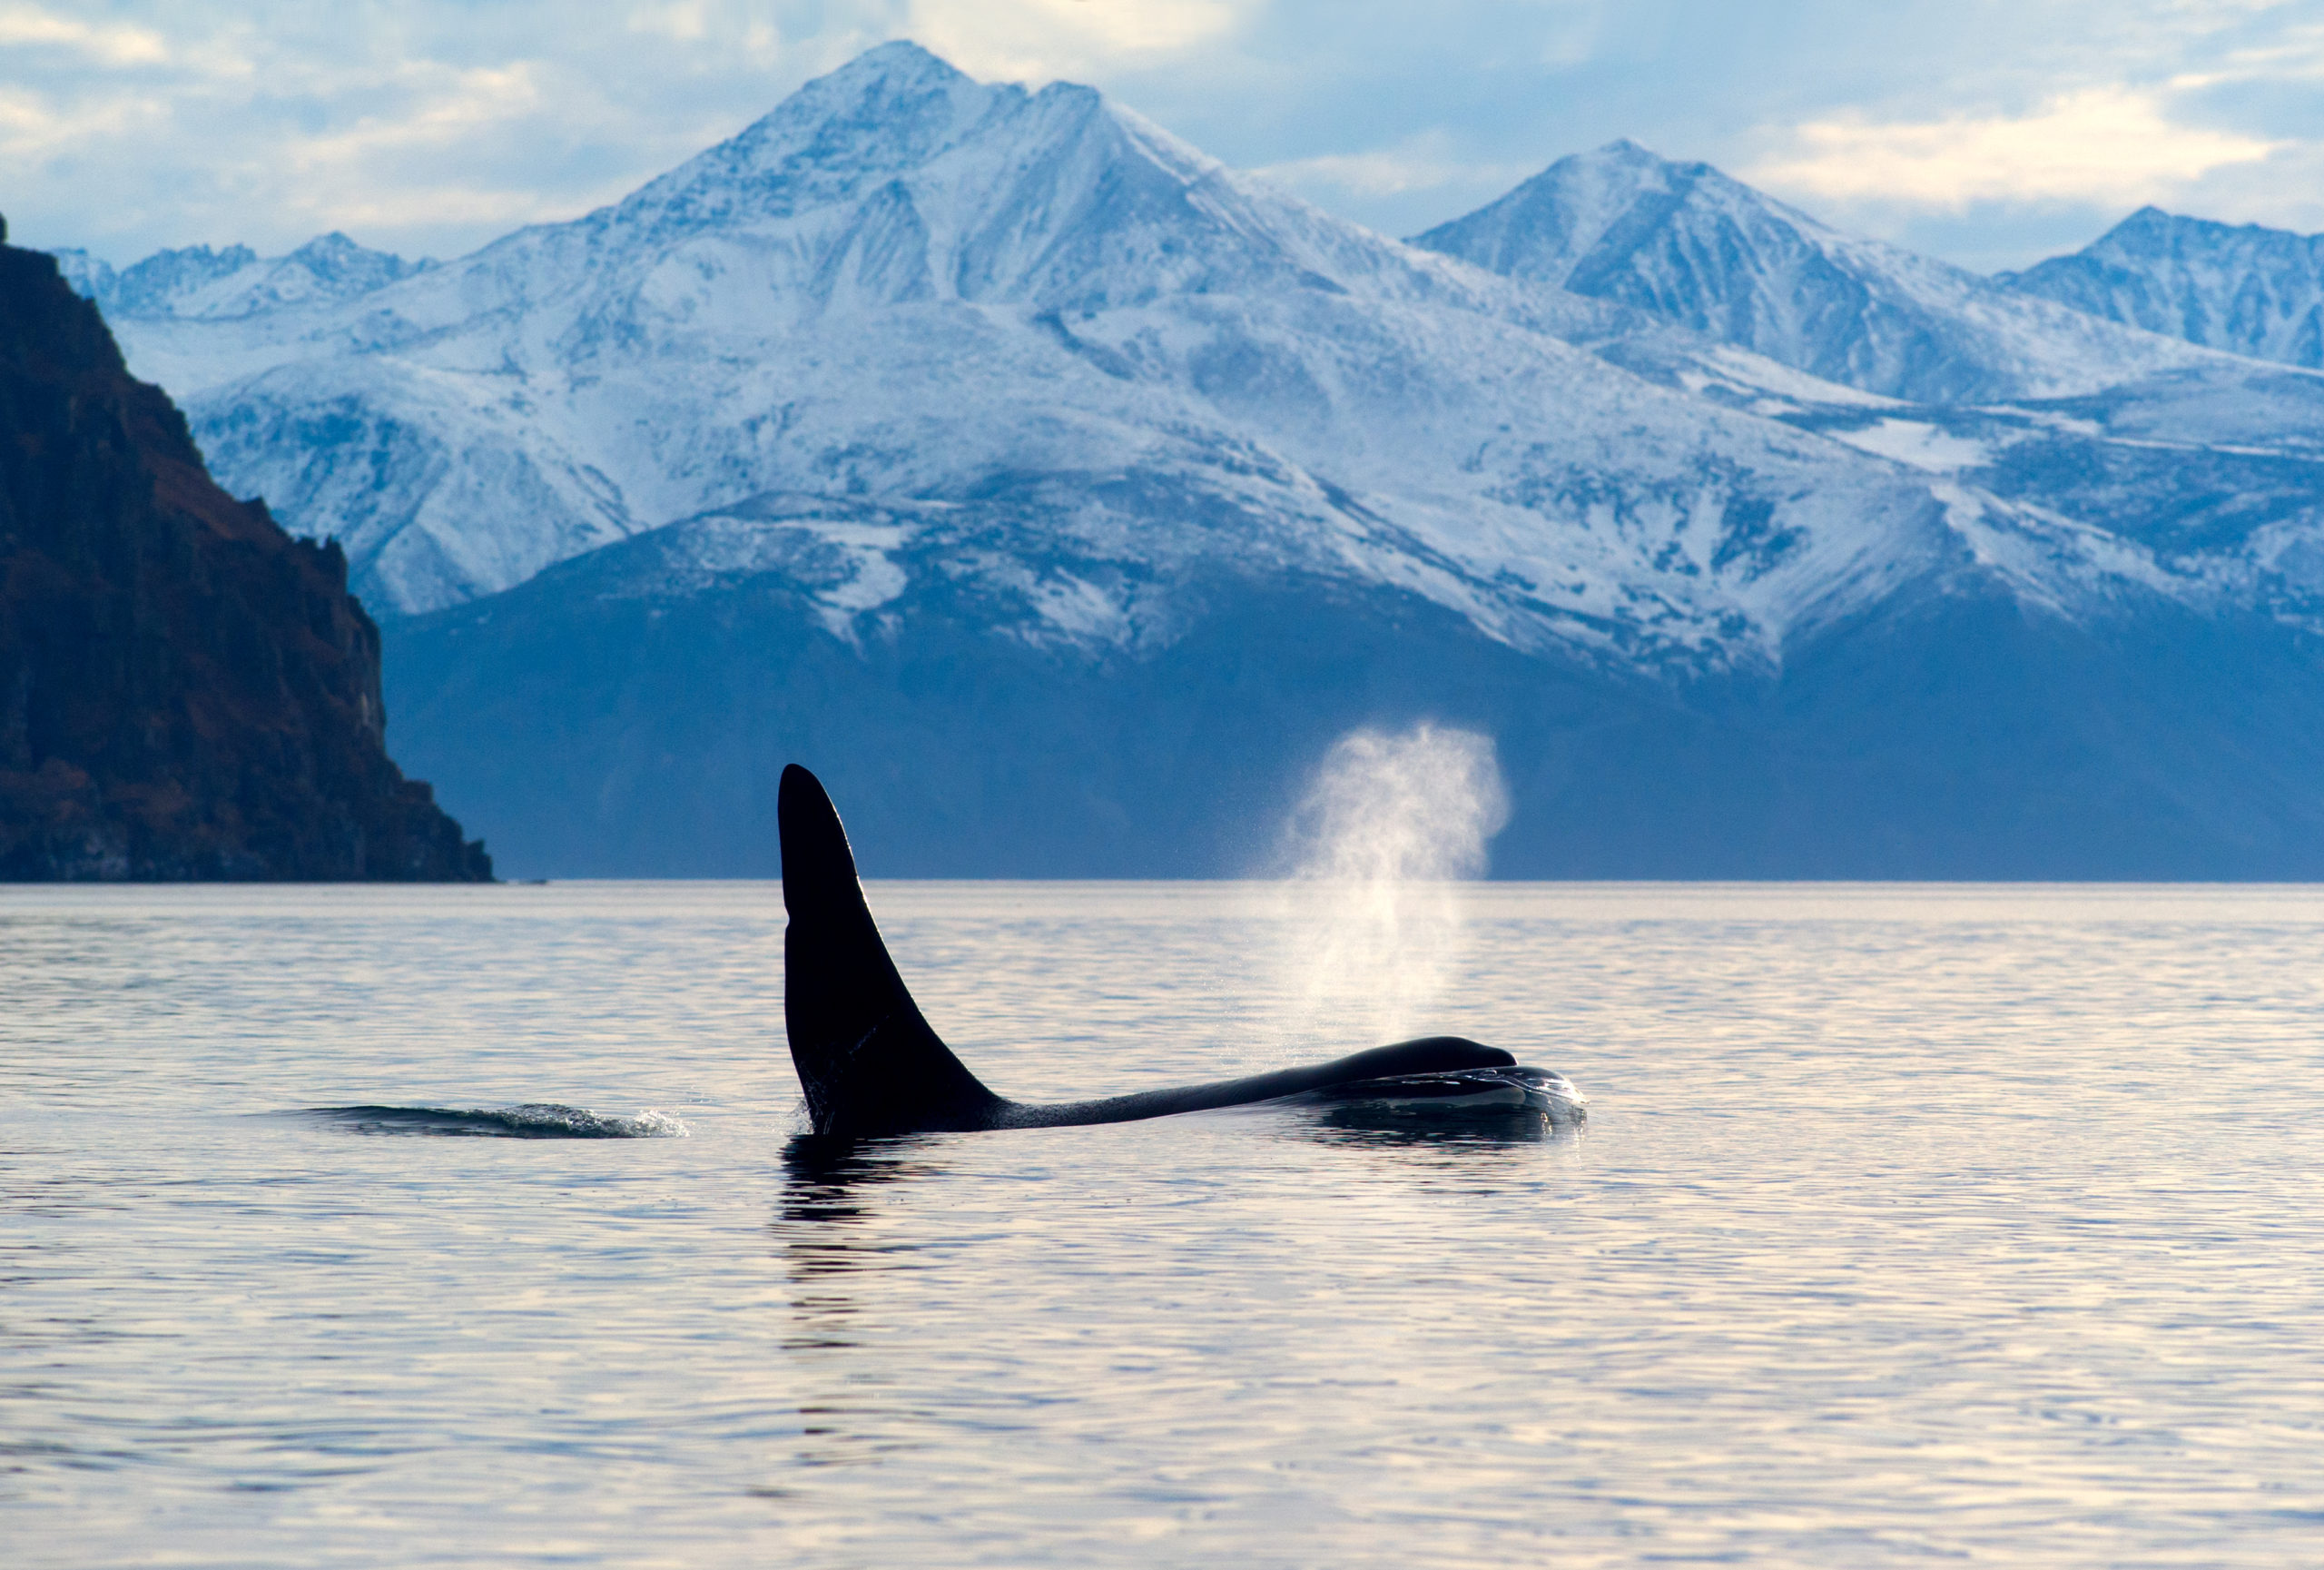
(0, 222, 490, 880)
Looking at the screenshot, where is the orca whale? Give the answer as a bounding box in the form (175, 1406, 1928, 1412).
(778, 765, 1581, 1137)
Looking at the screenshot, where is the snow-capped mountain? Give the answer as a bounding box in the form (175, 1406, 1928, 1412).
(46, 247, 124, 305)
(50, 243, 252, 314)
(1411, 139, 2216, 403)
(2002, 207, 2324, 370)
(54, 232, 431, 321)
(67, 45, 2231, 670)
(42, 43, 2324, 876)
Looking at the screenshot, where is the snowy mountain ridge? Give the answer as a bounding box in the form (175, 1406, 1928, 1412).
(44, 43, 2324, 680)
(51, 232, 433, 323)
(2002, 206, 2324, 370)
(1410, 139, 2222, 404)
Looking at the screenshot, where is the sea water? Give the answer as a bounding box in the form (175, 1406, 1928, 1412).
(4, 881, 2322, 1567)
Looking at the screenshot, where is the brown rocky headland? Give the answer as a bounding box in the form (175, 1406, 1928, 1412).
(0, 219, 490, 879)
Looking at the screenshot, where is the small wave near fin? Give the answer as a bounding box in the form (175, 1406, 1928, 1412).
(296, 1104, 689, 1139)
(1282, 1066, 1587, 1121)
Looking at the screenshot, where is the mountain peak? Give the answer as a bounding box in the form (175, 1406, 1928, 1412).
(1417, 142, 2201, 401)
(515, 37, 1384, 327)
(752, 38, 982, 137)
(2093, 205, 2195, 254)
(2004, 204, 2324, 367)
(824, 38, 969, 89)
(1584, 137, 1686, 170)
(614, 40, 1002, 232)
(1409, 139, 1764, 288)
(290, 231, 363, 258)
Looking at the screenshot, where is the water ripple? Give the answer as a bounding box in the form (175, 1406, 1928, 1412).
(290, 1103, 690, 1139)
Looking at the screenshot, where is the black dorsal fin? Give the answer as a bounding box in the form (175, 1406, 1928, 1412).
(779, 765, 1004, 1136)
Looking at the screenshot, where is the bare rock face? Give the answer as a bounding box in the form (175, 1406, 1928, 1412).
(0, 224, 490, 880)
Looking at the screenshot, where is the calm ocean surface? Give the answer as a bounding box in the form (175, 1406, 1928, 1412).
(4, 881, 2322, 1567)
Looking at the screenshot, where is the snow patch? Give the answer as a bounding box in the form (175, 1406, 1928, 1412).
(1827, 419, 2001, 472)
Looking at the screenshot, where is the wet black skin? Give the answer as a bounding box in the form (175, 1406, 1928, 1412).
(778, 765, 1525, 1138)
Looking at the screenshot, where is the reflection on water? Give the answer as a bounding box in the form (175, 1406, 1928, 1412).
(773, 1135, 949, 1474)
(5, 880, 2324, 1569)
(776, 1132, 939, 1315)
(780, 1132, 940, 1212)
(765, 1109, 1588, 1489)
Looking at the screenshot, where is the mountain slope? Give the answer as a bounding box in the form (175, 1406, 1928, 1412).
(2002, 207, 2324, 370)
(381, 492, 2324, 879)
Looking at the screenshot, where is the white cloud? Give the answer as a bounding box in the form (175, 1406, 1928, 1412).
(1749, 85, 2282, 210)
(0, 6, 168, 66)
(288, 63, 548, 165)
(0, 82, 169, 158)
(1254, 130, 1532, 201)
(624, 0, 788, 61)
(903, 0, 1240, 84)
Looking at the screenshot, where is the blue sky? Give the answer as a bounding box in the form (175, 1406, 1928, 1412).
(8, 0, 2324, 272)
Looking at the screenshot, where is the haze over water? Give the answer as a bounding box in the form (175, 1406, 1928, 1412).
(5, 880, 2323, 1566)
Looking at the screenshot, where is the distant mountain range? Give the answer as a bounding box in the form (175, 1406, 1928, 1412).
(44, 43, 2324, 877)
(51, 232, 435, 323)
(1412, 138, 2215, 402)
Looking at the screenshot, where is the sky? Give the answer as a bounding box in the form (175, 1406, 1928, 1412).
(7, 0, 2324, 274)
